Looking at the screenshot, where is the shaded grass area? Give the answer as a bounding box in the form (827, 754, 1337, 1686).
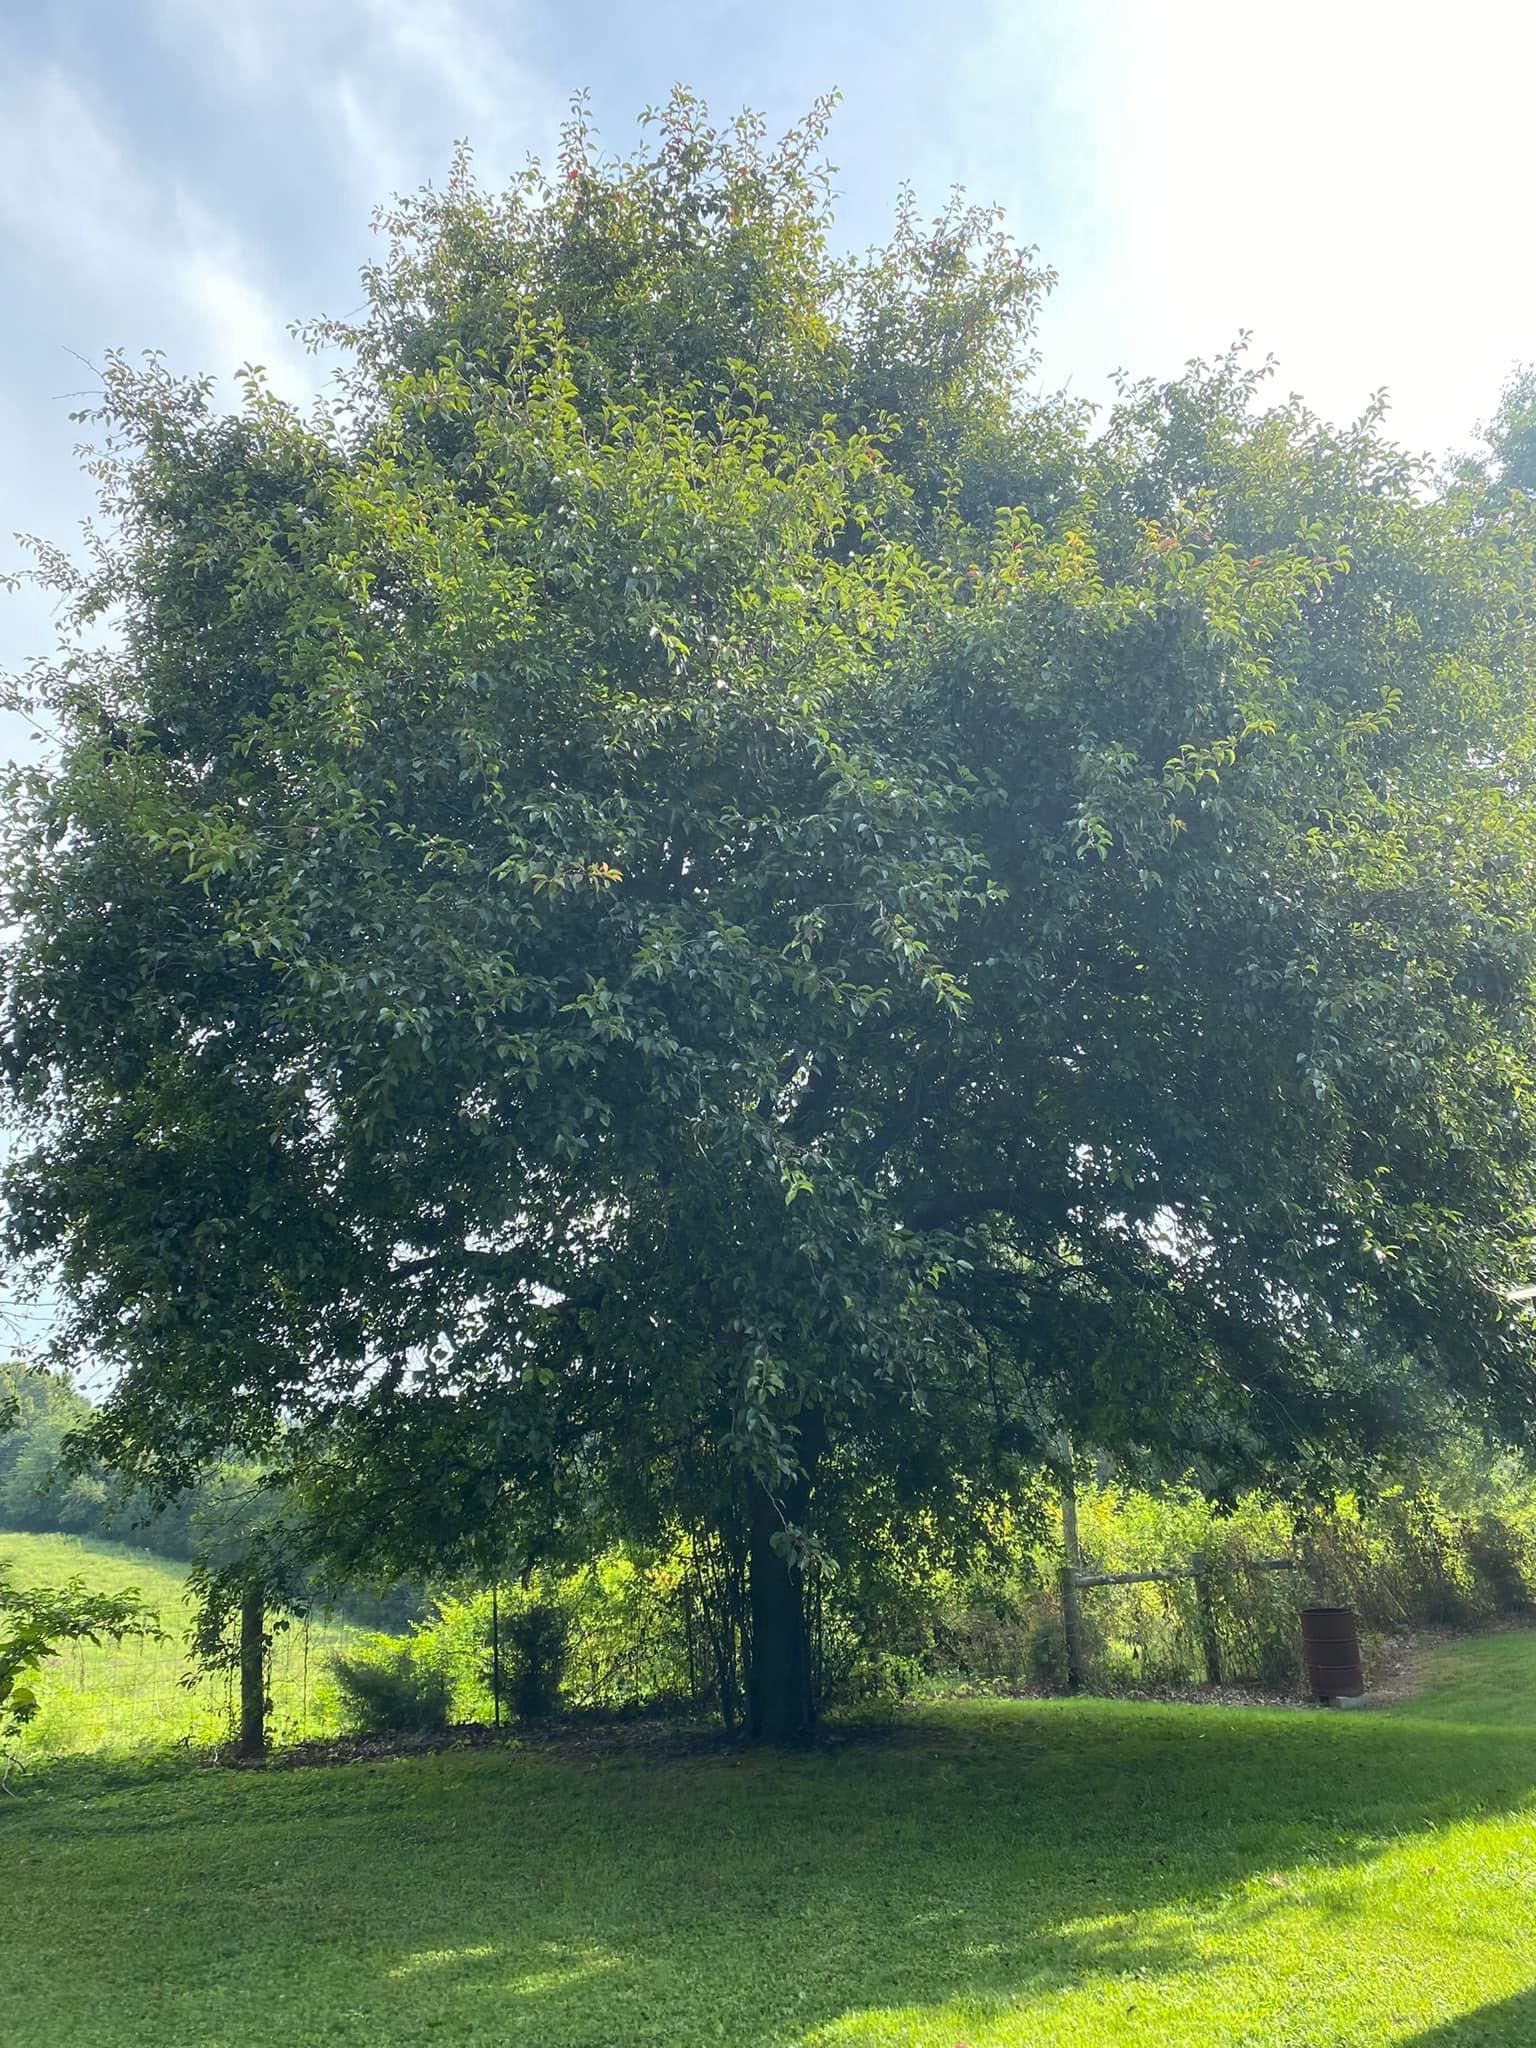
(1406, 1993, 1536, 2046)
(2, 1530, 356, 1755)
(3, 1629, 1535, 2045)
(1386, 1625, 1536, 1729)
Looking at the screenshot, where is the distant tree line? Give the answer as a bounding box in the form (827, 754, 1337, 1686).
(0, 1366, 418, 1630)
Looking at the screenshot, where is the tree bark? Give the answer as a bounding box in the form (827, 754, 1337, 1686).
(1058, 1461, 1086, 1692)
(238, 1590, 266, 1759)
(490, 1584, 503, 1728)
(746, 1482, 817, 1748)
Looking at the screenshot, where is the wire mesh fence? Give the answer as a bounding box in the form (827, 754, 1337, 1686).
(25, 1610, 359, 1758)
(4, 1532, 363, 1761)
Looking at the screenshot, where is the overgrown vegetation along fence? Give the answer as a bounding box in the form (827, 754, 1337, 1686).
(306, 1474, 1536, 1733)
(11, 1371, 1536, 1734)
(10, 1461, 1536, 1753)
(1060, 1557, 1302, 1692)
(938, 1479, 1536, 1699)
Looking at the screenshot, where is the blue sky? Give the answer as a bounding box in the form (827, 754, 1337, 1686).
(4, 0, 1536, 750)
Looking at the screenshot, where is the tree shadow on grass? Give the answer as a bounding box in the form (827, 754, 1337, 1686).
(1402, 1989, 1536, 2045)
(7, 1693, 1536, 2047)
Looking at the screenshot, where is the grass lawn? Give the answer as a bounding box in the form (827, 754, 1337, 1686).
(2, 1550, 1533, 2047)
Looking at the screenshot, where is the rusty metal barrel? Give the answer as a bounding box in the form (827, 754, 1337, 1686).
(1301, 1606, 1364, 1701)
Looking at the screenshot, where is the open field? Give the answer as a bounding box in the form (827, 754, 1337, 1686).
(2, 1530, 357, 1756)
(3, 1584, 1534, 2048)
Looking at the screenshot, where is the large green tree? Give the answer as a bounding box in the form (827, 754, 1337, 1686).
(6, 96, 1536, 1742)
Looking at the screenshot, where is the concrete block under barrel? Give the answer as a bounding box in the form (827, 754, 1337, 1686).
(1301, 1605, 1364, 1705)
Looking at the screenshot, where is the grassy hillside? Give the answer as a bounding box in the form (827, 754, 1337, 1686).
(1, 1529, 357, 1756)
(2, 1624, 1533, 2045)
(1378, 1627, 1536, 1730)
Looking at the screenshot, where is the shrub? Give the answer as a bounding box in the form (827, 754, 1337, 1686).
(1462, 1511, 1535, 1614)
(835, 1648, 926, 1704)
(329, 1636, 451, 1735)
(506, 1599, 569, 1720)
(426, 1556, 696, 1723)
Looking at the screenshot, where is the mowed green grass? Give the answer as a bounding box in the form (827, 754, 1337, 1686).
(3, 1562, 1534, 2048)
(1387, 1627, 1536, 1730)
(2, 1530, 356, 1756)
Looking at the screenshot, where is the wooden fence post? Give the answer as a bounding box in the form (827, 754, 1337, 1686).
(238, 1590, 266, 1759)
(1193, 1573, 1223, 1687)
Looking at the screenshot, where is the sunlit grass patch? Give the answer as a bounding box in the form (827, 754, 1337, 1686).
(2, 1529, 357, 1755)
(3, 1556, 1534, 2046)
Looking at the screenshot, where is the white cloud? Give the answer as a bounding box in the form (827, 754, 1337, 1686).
(332, 72, 418, 208)
(0, 64, 310, 398)
(173, 229, 315, 406)
(1086, 0, 1536, 452)
(0, 68, 143, 283)
(356, 0, 542, 144)
(147, 0, 558, 201)
(154, 0, 277, 86)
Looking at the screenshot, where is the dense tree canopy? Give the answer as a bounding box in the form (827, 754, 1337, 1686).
(6, 96, 1536, 1739)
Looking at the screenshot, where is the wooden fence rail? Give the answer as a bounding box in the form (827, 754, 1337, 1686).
(1060, 1557, 1303, 1691)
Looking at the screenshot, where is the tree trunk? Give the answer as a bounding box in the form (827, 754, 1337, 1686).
(490, 1584, 503, 1728)
(746, 1482, 817, 1747)
(238, 1590, 266, 1759)
(1058, 1462, 1086, 1693)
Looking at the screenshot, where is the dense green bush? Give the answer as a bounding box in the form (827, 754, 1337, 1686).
(1464, 1511, 1535, 1614)
(505, 1601, 569, 1721)
(328, 1637, 451, 1735)
(430, 1557, 693, 1723)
